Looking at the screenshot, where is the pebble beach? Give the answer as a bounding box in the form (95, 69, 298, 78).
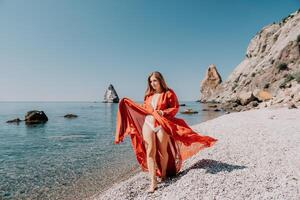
(92, 107, 300, 200)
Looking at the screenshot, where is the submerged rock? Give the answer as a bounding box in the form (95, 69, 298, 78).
(180, 108, 199, 114)
(64, 114, 78, 118)
(103, 84, 119, 103)
(208, 104, 218, 108)
(6, 118, 22, 124)
(25, 110, 48, 124)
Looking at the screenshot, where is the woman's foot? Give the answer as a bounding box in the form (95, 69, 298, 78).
(147, 180, 157, 193)
(157, 176, 166, 183)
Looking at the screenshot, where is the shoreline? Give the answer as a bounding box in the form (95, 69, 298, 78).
(92, 106, 300, 200)
(87, 167, 141, 200)
(98, 165, 141, 196)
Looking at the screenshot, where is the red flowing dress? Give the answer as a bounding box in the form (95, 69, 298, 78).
(114, 88, 217, 177)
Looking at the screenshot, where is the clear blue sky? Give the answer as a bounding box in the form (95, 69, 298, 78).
(0, 0, 299, 101)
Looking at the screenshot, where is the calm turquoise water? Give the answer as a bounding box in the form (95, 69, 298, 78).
(0, 101, 223, 200)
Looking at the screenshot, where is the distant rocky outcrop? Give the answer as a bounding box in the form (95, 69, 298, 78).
(25, 110, 48, 124)
(199, 9, 300, 112)
(103, 84, 119, 103)
(200, 64, 222, 102)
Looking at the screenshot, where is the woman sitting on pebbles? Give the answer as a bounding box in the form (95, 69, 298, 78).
(115, 71, 217, 193)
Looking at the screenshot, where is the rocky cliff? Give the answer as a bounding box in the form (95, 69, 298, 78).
(200, 9, 300, 111)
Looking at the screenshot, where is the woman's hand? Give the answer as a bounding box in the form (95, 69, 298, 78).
(156, 110, 164, 116)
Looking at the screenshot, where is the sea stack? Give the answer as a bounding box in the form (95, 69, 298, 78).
(103, 84, 119, 103)
(199, 64, 222, 103)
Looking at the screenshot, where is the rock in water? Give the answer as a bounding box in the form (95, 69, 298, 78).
(6, 118, 22, 124)
(200, 64, 222, 102)
(103, 84, 119, 103)
(64, 114, 78, 118)
(25, 110, 48, 124)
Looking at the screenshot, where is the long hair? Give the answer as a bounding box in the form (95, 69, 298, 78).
(144, 71, 169, 100)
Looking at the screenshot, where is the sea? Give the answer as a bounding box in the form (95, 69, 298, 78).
(0, 101, 224, 200)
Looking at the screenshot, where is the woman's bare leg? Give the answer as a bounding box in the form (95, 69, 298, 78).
(156, 128, 169, 180)
(142, 123, 157, 192)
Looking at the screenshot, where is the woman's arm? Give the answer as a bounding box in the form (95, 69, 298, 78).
(161, 90, 179, 118)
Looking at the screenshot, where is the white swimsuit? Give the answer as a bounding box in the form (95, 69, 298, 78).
(144, 93, 162, 132)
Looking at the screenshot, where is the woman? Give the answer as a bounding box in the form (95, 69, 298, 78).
(115, 71, 217, 193)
